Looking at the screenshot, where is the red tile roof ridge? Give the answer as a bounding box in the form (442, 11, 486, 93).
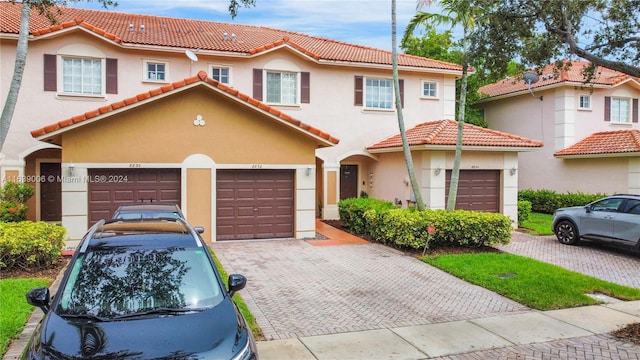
(479, 60, 640, 98)
(0, 3, 461, 71)
(30, 70, 339, 145)
(367, 119, 543, 150)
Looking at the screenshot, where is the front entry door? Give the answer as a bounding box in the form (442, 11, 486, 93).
(340, 165, 358, 200)
(40, 163, 61, 221)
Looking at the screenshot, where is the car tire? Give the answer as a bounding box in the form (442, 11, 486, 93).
(555, 220, 579, 245)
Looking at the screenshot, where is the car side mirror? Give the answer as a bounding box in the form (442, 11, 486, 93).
(585, 205, 592, 213)
(26, 287, 51, 314)
(228, 274, 247, 298)
(194, 226, 205, 234)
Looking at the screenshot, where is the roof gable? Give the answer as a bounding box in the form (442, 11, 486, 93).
(31, 71, 339, 146)
(0, 3, 461, 71)
(367, 119, 543, 151)
(554, 130, 640, 158)
(479, 60, 640, 99)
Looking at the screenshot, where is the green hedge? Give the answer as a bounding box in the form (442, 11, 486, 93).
(338, 198, 512, 250)
(338, 197, 396, 235)
(0, 222, 66, 271)
(518, 189, 607, 214)
(518, 200, 532, 226)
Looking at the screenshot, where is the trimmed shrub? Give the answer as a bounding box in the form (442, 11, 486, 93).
(519, 189, 607, 214)
(364, 208, 512, 250)
(338, 198, 395, 235)
(0, 182, 34, 222)
(518, 200, 532, 226)
(0, 221, 66, 270)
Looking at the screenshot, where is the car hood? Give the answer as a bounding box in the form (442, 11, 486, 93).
(555, 206, 585, 213)
(31, 300, 249, 359)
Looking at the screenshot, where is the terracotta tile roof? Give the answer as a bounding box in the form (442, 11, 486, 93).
(366, 119, 543, 150)
(0, 2, 461, 71)
(31, 70, 339, 145)
(479, 60, 640, 98)
(554, 130, 640, 157)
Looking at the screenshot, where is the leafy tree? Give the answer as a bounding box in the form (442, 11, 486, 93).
(468, 0, 640, 78)
(0, 0, 256, 153)
(392, 0, 424, 210)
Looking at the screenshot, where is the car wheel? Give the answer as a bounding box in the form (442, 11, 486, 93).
(555, 220, 579, 245)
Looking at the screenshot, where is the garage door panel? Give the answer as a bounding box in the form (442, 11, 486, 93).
(88, 169, 180, 226)
(217, 169, 294, 240)
(446, 170, 499, 212)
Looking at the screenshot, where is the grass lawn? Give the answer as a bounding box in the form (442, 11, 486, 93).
(422, 252, 640, 310)
(519, 212, 554, 235)
(0, 278, 49, 356)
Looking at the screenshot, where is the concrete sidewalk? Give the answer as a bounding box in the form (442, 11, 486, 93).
(256, 300, 640, 359)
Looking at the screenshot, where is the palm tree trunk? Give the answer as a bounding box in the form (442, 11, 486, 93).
(0, 2, 30, 152)
(445, 30, 469, 212)
(392, 0, 425, 210)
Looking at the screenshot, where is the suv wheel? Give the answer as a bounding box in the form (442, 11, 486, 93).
(555, 220, 579, 245)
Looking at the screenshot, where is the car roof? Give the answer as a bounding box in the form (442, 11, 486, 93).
(78, 218, 203, 253)
(114, 203, 181, 211)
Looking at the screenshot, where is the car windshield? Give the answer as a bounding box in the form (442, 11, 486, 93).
(56, 247, 223, 318)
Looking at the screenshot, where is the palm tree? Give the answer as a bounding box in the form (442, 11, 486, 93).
(405, 0, 476, 212)
(391, 0, 425, 210)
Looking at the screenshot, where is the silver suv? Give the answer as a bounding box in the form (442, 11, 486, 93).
(552, 194, 640, 251)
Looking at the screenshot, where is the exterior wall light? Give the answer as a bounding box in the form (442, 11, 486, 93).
(434, 167, 442, 176)
(510, 167, 517, 176)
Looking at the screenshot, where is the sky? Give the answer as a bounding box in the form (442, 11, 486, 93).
(68, 0, 449, 51)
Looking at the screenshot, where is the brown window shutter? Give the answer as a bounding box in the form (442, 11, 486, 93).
(354, 76, 363, 106)
(301, 72, 310, 104)
(106, 58, 117, 94)
(399, 79, 404, 108)
(604, 96, 611, 122)
(633, 98, 639, 123)
(44, 54, 57, 91)
(253, 68, 263, 101)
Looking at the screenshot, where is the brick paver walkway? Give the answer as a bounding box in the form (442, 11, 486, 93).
(212, 239, 531, 340)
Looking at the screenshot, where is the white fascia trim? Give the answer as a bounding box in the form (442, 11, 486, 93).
(215, 164, 315, 170)
(74, 163, 182, 168)
(476, 82, 611, 103)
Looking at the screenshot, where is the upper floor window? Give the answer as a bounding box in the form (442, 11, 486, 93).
(211, 66, 230, 84)
(266, 71, 297, 105)
(144, 61, 167, 82)
(578, 94, 591, 110)
(62, 57, 103, 95)
(611, 97, 631, 124)
(365, 78, 393, 109)
(422, 80, 438, 98)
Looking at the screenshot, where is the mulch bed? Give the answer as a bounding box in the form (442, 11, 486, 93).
(2, 257, 69, 281)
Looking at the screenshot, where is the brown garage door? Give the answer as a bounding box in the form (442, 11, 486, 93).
(88, 168, 181, 225)
(217, 169, 294, 240)
(446, 170, 499, 212)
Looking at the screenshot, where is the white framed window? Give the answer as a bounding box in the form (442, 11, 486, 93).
(210, 65, 231, 84)
(61, 57, 103, 95)
(611, 97, 631, 124)
(422, 80, 438, 98)
(143, 59, 168, 82)
(365, 78, 393, 109)
(266, 71, 298, 105)
(578, 94, 591, 110)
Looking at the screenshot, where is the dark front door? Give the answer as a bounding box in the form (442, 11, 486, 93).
(40, 163, 61, 221)
(340, 165, 358, 200)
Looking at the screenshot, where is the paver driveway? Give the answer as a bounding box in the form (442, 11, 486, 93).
(212, 239, 530, 340)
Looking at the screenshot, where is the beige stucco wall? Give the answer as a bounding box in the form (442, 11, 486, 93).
(482, 83, 640, 194)
(55, 85, 320, 243)
(368, 149, 521, 226)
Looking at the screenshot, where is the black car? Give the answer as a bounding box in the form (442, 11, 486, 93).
(24, 218, 257, 360)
